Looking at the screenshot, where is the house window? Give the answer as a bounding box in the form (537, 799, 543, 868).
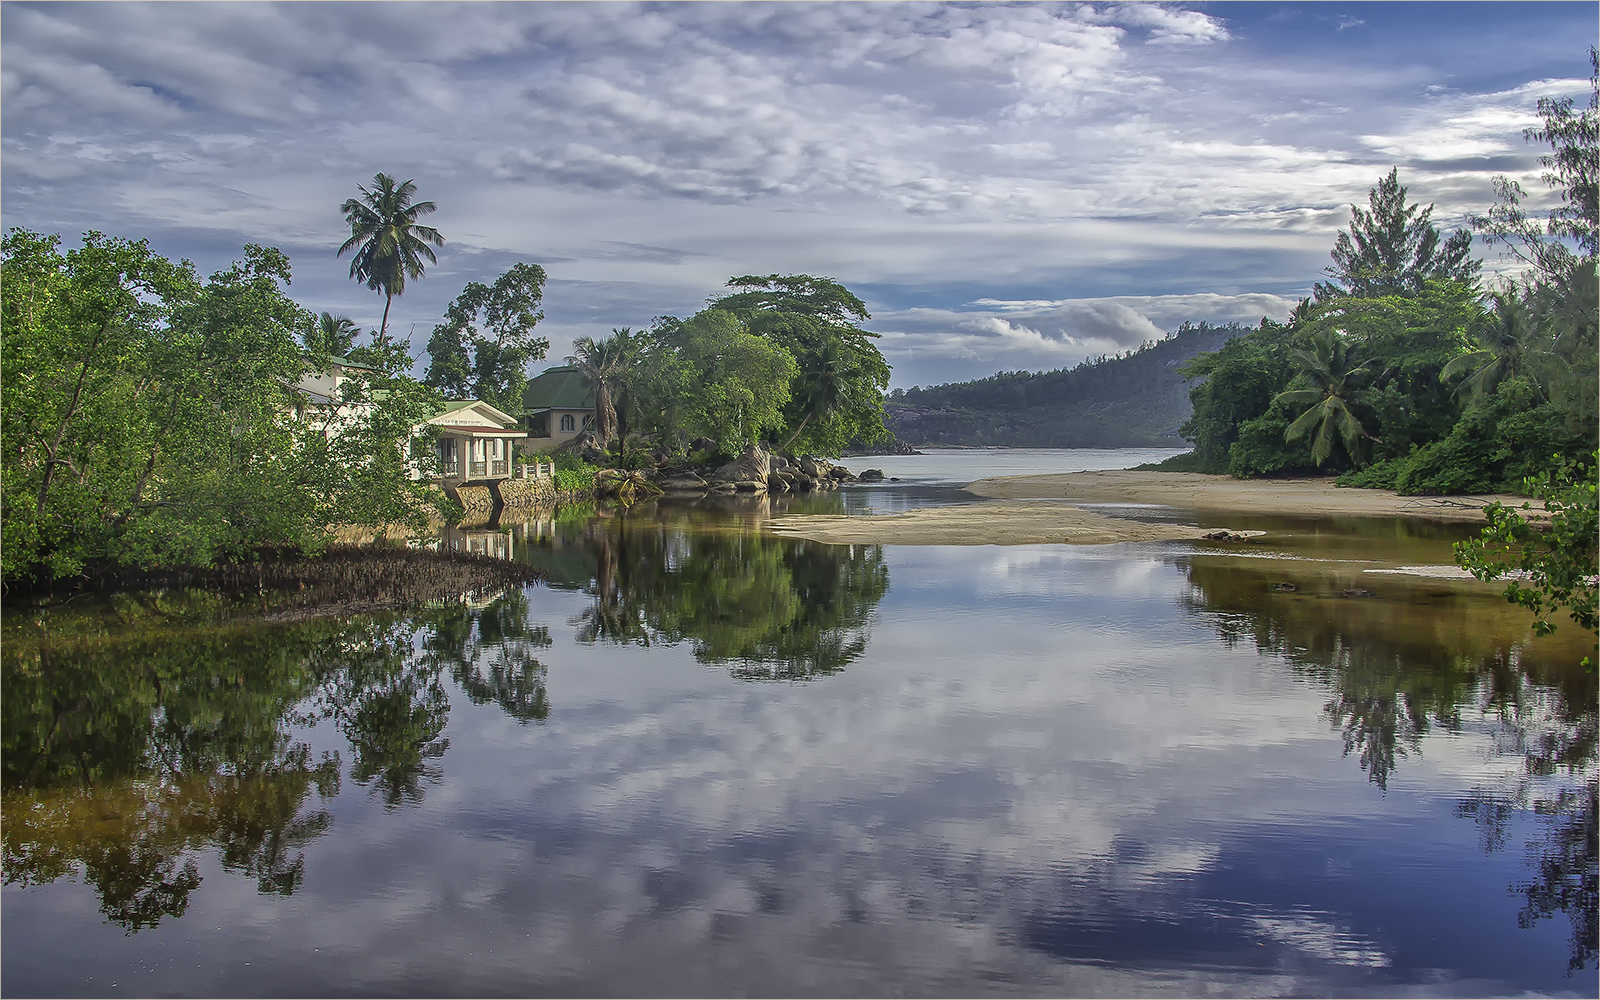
(560, 414, 575, 433)
(581, 414, 593, 430)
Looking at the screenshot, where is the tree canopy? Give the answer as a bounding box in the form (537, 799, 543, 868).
(422, 262, 549, 413)
(337, 173, 444, 342)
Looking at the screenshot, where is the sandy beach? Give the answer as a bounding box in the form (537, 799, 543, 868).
(967, 470, 1523, 522)
(766, 471, 1520, 546)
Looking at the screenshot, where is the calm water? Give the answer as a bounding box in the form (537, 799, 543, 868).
(3, 449, 1595, 997)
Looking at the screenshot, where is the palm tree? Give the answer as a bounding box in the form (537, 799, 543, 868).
(1275, 327, 1376, 466)
(308, 312, 361, 356)
(338, 173, 444, 343)
(779, 340, 859, 453)
(1440, 292, 1542, 401)
(567, 329, 634, 445)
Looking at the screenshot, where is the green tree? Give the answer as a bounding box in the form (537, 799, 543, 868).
(646, 309, 797, 449)
(1440, 292, 1545, 402)
(307, 312, 360, 357)
(1, 230, 319, 582)
(1313, 167, 1480, 301)
(1274, 327, 1375, 467)
(1455, 452, 1598, 667)
(709, 275, 891, 455)
(565, 329, 632, 445)
(422, 263, 548, 412)
(337, 173, 444, 343)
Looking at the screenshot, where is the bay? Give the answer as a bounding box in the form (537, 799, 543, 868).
(3, 449, 1594, 997)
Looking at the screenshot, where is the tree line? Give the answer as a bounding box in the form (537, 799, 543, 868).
(1174, 56, 1596, 495)
(1, 173, 892, 587)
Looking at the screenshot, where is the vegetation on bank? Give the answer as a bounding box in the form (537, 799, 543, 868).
(1169, 56, 1596, 495)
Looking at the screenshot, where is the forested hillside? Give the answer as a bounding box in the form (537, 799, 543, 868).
(885, 322, 1246, 447)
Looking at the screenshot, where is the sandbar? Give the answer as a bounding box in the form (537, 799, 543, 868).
(966, 470, 1523, 523)
(766, 501, 1229, 546)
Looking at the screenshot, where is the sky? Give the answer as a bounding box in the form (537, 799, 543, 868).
(2, 1, 1593, 389)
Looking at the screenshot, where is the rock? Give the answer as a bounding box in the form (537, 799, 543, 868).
(709, 482, 738, 494)
(797, 455, 829, 478)
(689, 436, 718, 454)
(658, 475, 708, 491)
(1274, 582, 1298, 593)
(889, 477, 901, 482)
(827, 466, 851, 480)
(770, 454, 790, 473)
(767, 473, 791, 494)
(858, 469, 885, 482)
(733, 480, 767, 493)
(712, 444, 772, 484)
(791, 474, 816, 492)
(1343, 588, 1373, 598)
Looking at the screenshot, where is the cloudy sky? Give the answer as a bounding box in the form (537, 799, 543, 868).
(2, 2, 1591, 388)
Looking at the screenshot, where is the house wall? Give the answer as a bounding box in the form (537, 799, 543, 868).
(524, 409, 594, 452)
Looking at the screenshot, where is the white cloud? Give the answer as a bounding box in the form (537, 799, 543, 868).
(1, 1, 1587, 385)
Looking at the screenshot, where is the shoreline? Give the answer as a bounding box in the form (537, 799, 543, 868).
(766, 471, 1519, 547)
(966, 470, 1523, 523)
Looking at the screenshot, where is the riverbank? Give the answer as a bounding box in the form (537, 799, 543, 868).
(967, 470, 1523, 522)
(766, 500, 1248, 546)
(765, 471, 1518, 546)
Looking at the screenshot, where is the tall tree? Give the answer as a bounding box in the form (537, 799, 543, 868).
(337, 174, 444, 343)
(1440, 293, 1544, 402)
(708, 274, 890, 455)
(1313, 168, 1480, 301)
(422, 263, 548, 412)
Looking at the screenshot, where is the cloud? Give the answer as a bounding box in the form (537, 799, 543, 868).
(1, 1, 1587, 387)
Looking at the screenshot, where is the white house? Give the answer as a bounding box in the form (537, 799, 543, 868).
(423, 400, 528, 482)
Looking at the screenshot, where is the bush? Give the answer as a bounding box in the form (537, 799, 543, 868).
(1227, 408, 1321, 477)
(1336, 456, 1405, 490)
(1135, 451, 1211, 472)
(552, 464, 597, 493)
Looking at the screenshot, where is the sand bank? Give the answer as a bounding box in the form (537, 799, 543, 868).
(766, 501, 1238, 546)
(966, 470, 1521, 523)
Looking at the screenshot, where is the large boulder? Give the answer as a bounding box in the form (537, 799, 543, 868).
(858, 469, 885, 482)
(712, 444, 772, 484)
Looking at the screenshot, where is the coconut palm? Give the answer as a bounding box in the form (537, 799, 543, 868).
(308, 312, 361, 356)
(779, 340, 859, 453)
(338, 173, 444, 343)
(1440, 292, 1543, 401)
(1275, 327, 1376, 466)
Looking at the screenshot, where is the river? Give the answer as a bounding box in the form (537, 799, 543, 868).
(3, 448, 1594, 997)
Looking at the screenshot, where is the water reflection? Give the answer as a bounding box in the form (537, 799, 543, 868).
(1181, 554, 1598, 972)
(1, 595, 546, 929)
(509, 507, 890, 679)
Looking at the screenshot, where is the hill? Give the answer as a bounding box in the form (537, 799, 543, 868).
(884, 322, 1247, 448)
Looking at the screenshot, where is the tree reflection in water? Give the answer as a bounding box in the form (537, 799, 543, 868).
(521, 509, 889, 680)
(1, 587, 549, 930)
(1181, 557, 1598, 972)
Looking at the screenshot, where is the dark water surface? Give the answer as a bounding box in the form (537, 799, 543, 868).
(4, 451, 1595, 997)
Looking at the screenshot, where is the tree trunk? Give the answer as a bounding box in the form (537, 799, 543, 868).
(377, 293, 394, 344)
(779, 411, 813, 454)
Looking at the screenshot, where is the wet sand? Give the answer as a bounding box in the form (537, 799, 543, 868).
(766, 500, 1241, 546)
(966, 470, 1522, 522)
(766, 471, 1519, 546)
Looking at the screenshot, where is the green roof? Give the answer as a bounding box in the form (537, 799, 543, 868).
(522, 365, 594, 411)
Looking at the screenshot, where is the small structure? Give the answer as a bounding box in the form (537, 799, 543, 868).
(521, 365, 596, 451)
(425, 400, 528, 482)
(290, 355, 381, 437)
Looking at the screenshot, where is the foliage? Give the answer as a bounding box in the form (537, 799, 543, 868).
(1, 229, 451, 586)
(563, 326, 641, 445)
(552, 463, 597, 493)
(307, 312, 360, 357)
(337, 173, 444, 342)
(635, 309, 797, 449)
(709, 275, 891, 455)
(1275, 326, 1375, 467)
(422, 262, 549, 413)
(1312, 167, 1480, 301)
(1455, 452, 1599, 666)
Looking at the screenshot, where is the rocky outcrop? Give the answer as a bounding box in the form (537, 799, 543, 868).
(711, 444, 772, 484)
